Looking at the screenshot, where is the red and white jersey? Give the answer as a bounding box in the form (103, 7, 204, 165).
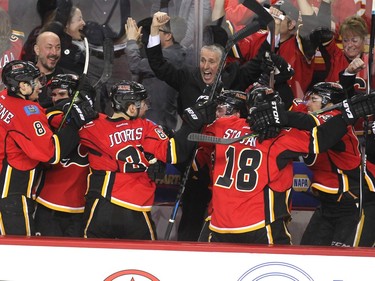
(34, 111, 89, 213)
(79, 114, 179, 212)
(289, 98, 308, 112)
(0, 90, 60, 199)
(201, 115, 333, 234)
(279, 34, 315, 99)
(302, 110, 372, 194)
(0, 33, 23, 89)
(221, 0, 314, 99)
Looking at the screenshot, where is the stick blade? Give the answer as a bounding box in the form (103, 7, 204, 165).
(240, 0, 274, 25)
(188, 133, 219, 143)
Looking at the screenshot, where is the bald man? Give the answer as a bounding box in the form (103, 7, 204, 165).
(34, 31, 62, 76)
(34, 31, 65, 108)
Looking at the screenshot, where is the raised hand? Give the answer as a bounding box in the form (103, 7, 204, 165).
(150, 11, 170, 36)
(125, 17, 142, 41)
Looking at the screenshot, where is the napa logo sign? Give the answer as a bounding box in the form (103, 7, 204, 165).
(293, 173, 310, 192)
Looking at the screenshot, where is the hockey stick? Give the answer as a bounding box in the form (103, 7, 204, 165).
(58, 36, 90, 131)
(93, 38, 114, 112)
(310, 102, 342, 116)
(267, 14, 276, 88)
(241, 0, 276, 87)
(357, 0, 375, 222)
(208, 20, 263, 101)
(207, 0, 274, 101)
(163, 0, 273, 241)
(187, 132, 258, 145)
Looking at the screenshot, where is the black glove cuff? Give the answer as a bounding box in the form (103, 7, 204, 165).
(183, 107, 203, 130)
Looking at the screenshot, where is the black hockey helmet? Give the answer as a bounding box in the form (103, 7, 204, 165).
(49, 74, 79, 97)
(2, 60, 43, 96)
(247, 85, 281, 108)
(305, 82, 345, 107)
(109, 80, 148, 112)
(216, 89, 248, 117)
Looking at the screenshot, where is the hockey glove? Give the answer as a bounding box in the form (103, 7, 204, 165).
(260, 52, 275, 75)
(183, 100, 217, 130)
(75, 77, 96, 106)
(341, 93, 375, 125)
(257, 126, 282, 143)
(247, 100, 288, 132)
(158, 125, 175, 138)
(309, 27, 334, 47)
(270, 53, 295, 83)
(196, 94, 210, 105)
(64, 101, 99, 129)
(257, 73, 271, 87)
(202, 81, 224, 97)
(247, 100, 287, 143)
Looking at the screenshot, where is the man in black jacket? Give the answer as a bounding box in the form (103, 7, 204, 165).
(146, 11, 294, 241)
(145, 12, 294, 117)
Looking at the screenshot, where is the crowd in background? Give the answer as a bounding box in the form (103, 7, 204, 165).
(0, 0, 375, 247)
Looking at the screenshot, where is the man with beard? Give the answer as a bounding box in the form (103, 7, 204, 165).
(34, 31, 65, 108)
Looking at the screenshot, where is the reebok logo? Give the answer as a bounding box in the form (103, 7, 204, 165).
(271, 101, 280, 124)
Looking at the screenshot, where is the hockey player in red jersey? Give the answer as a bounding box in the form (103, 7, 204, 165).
(194, 89, 249, 242)
(0, 60, 96, 236)
(285, 82, 375, 247)
(301, 83, 375, 246)
(80, 80, 217, 240)
(199, 84, 375, 245)
(33, 74, 90, 237)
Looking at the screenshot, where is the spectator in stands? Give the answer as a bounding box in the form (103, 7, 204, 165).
(5, 0, 40, 38)
(21, 0, 57, 63)
(125, 16, 187, 130)
(220, 0, 328, 98)
(151, 0, 212, 64)
(77, 0, 133, 115)
(49, 5, 87, 75)
(34, 31, 65, 108)
(311, 14, 373, 93)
